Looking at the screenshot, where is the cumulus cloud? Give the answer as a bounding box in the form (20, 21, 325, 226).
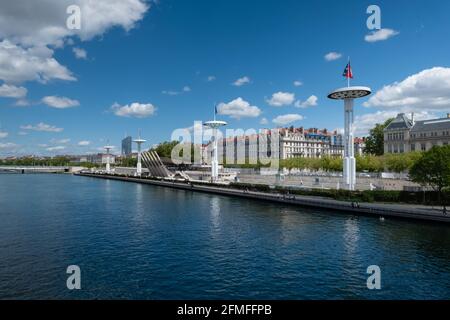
(20, 122, 63, 132)
(207, 76, 216, 82)
(324, 52, 342, 61)
(0, 40, 76, 83)
(260, 117, 268, 125)
(365, 28, 399, 42)
(217, 97, 261, 119)
(272, 114, 304, 126)
(232, 76, 250, 87)
(266, 92, 295, 107)
(0, 1, 149, 85)
(0, 83, 27, 98)
(293, 80, 303, 87)
(42, 95, 80, 108)
(295, 95, 318, 108)
(112, 102, 156, 118)
(0, 131, 8, 138)
(353, 110, 437, 136)
(363, 67, 450, 111)
(0, 0, 150, 47)
(0, 142, 18, 150)
(73, 47, 87, 59)
(78, 140, 91, 146)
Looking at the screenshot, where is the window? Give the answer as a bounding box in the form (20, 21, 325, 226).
(411, 144, 415, 151)
(421, 143, 426, 151)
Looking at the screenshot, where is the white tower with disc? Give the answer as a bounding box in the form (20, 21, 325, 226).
(104, 145, 114, 174)
(328, 86, 371, 190)
(204, 109, 227, 182)
(133, 133, 146, 176)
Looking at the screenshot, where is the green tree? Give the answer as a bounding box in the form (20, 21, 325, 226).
(363, 118, 394, 156)
(151, 141, 180, 158)
(151, 140, 200, 163)
(409, 145, 450, 208)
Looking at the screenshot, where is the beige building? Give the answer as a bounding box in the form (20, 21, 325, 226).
(206, 127, 365, 165)
(384, 113, 450, 153)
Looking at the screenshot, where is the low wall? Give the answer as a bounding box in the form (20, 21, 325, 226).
(75, 173, 450, 224)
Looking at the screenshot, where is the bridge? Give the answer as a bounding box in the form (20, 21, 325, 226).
(0, 166, 70, 173)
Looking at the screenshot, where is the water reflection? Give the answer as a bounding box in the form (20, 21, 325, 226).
(210, 196, 221, 233)
(343, 217, 360, 256)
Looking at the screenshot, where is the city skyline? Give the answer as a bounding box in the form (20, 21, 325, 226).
(1, 0, 450, 157)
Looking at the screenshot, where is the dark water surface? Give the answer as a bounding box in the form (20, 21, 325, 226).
(0, 174, 449, 299)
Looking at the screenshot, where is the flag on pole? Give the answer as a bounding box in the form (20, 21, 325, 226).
(343, 61, 353, 79)
(215, 105, 218, 114)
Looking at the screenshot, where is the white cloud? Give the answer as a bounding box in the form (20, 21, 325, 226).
(112, 102, 156, 118)
(364, 67, 450, 111)
(295, 95, 318, 108)
(162, 90, 180, 96)
(266, 92, 295, 107)
(365, 28, 399, 43)
(78, 140, 91, 146)
(0, 1, 149, 84)
(15, 99, 30, 106)
(0, 84, 27, 98)
(73, 47, 87, 59)
(0, 1, 150, 47)
(293, 80, 303, 87)
(162, 85, 191, 95)
(260, 118, 268, 125)
(18, 131, 28, 136)
(324, 52, 342, 61)
(42, 95, 80, 109)
(0, 131, 8, 138)
(0, 40, 76, 83)
(0, 142, 18, 150)
(20, 122, 63, 132)
(217, 97, 261, 119)
(207, 75, 216, 82)
(353, 110, 437, 136)
(46, 146, 66, 152)
(232, 76, 250, 87)
(51, 138, 70, 144)
(272, 114, 304, 126)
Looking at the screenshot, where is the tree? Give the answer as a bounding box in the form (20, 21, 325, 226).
(151, 140, 200, 163)
(409, 145, 450, 209)
(363, 118, 394, 156)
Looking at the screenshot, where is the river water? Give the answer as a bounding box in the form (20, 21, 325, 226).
(0, 174, 449, 299)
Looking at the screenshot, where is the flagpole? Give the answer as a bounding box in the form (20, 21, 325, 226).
(347, 56, 350, 88)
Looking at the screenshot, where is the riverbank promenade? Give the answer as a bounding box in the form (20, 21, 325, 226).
(76, 173, 450, 224)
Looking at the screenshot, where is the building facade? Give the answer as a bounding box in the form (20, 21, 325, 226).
(384, 113, 450, 153)
(121, 136, 132, 156)
(205, 126, 366, 165)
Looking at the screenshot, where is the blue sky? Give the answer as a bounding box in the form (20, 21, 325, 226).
(1, 0, 450, 156)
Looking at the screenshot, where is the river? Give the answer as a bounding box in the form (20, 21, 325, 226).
(0, 174, 449, 299)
